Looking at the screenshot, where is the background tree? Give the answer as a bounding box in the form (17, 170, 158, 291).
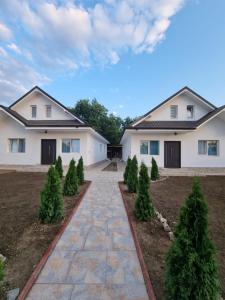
(135, 162, 154, 221)
(151, 157, 159, 180)
(63, 159, 78, 196)
(127, 155, 138, 193)
(55, 156, 63, 178)
(123, 157, 131, 184)
(77, 156, 84, 185)
(165, 179, 220, 300)
(39, 166, 64, 223)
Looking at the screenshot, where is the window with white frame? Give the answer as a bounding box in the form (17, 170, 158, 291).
(187, 105, 194, 119)
(9, 138, 25, 153)
(170, 105, 178, 119)
(140, 140, 159, 155)
(31, 105, 37, 118)
(46, 105, 52, 118)
(198, 140, 219, 156)
(62, 139, 80, 153)
(150, 141, 159, 155)
(140, 141, 148, 154)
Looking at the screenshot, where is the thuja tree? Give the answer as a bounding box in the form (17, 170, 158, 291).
(127, 155, 138, 193)
(135, 162, 154, 221)
(0, 257, 4, 282)
(123, 157, 131, 184)
(165, 179, 220, 300)
(77, 156, 84, 185)
(55, 156, 63, 179)
(151, 157, 159, 181)
(63, 159, 78, 196)
(39, 166, 64, 223)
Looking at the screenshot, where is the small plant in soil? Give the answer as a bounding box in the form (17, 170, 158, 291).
(135, 162, 155, 221)
(63, 159, 78, 196)
(127, 155, 138, 193)
(39, 166, 64, 223)
(123, 156, 131, 184)
(77, 156, 84, 185)
(151, 157, 159, 181)
(165, 178, 220, 300)
(55, 156, 63, 178)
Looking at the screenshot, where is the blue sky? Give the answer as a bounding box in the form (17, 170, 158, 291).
(0, 0, 225, 118)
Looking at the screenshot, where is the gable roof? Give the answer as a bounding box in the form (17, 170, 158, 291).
(132, 86, 217, 127)
(9, 86, 84, 124)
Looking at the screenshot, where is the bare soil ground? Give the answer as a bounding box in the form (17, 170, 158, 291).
(102, 162, 117, 171)
(120, 176, 225, 300)
(0, 172, 89, 300)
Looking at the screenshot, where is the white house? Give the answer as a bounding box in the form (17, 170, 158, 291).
(121, 87, 225, 168)
(0, 86, 108, 166)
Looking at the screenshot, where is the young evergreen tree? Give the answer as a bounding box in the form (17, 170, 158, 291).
(123, 156, 131, 184)
(77, 156, 84, 185)
(39, 166, 64, 223)
(63, 159, 78, 196)
(55, 156, 63, 179)
(135, 162, 154, 221)
(127, 155, 138, 193)
(0, 257, 4, 282)
(165, 179, 220, 300)
(151, 157, 159, 181)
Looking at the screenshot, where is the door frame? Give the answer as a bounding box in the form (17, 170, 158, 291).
(164, 141, 181, 168)
(41, 139, 57, 165)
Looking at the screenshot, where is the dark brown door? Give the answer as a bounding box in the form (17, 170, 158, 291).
(164, 141, 181, 168)
(41, 139, 56, 165)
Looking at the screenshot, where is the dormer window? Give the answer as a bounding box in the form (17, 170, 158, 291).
(46, 105, 52, 118)
(170, 105, 178, 119)
(187, 105, 194, 119)
(31, 105, 37, 118)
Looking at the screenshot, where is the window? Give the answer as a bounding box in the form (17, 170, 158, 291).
(31, 105, 37, 118)
(150, 141, 159, 155)
(9, 139, 25, 153)
(62, 139, 80, 153)
(46, 105, 52, 118)
(140, 141, 148, 155)
(198, 140, 219, 156)
(187, 105, 194, 119)
(170, 105, 178, 119)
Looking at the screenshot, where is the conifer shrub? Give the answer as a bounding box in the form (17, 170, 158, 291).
(63, 159, 78, 196)
(55, 156, 63, 178)
(0, 257, 4, 282)
(39, 165, 64, 223)
(151, 157, 159, 181)
(77, 156, 84, 185)
(165, 179, 220, 300)
(127, 155, 138, 193)
(135, 162, 154, 221)
(123, 157, 131, 184)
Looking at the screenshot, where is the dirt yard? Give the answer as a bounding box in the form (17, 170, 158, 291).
(120, 176, 225, 300)
(0, 171, 89, 300)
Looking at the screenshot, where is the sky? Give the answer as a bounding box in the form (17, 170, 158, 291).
(0, 0, 225, 118)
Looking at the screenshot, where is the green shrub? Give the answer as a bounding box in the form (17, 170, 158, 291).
(165, 179, 220, 300)
(55, 156, 63, 178)
(77, 156, 84, 185)
(151, 157, 159, 181)
(63, 159, 78, 196)
(39, 166, 64, 223)
(127, 155, 138, 193)
(0, 257, 4, 282)
(123, 157, 131, 184)
(135, 162, 155, 221)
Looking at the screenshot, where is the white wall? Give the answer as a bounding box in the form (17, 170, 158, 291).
(122, 134, 131, 161)
(123, 117, 225, 167)
(86, 132, 107, 165)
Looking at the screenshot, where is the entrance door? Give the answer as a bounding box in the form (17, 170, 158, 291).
(164, 141, 181, 168)
(41, 139, 56, 165)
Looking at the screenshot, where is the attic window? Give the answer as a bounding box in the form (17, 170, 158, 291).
(187, 105, 194, 119)
(170, 105, 178, 119)
(31, 105, 37, 118)
(46, 105, 52, 118)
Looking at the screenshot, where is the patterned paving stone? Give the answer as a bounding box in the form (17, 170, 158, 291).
(55, 231, 86, 251)
(70, 284, 111, 300)
(112, 231, 136, 251)
(27, 284, 73, 300)
(84, 227, 113, 250)
(109, 284, 149, 300)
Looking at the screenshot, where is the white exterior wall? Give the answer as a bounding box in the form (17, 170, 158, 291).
(86, 133, 107, 166)
(122, 134, 131, 161)
(123, 117, 225, 167)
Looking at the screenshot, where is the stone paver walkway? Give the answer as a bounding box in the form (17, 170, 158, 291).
(26, 162, 149, 300)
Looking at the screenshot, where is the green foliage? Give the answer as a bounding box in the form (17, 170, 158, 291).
(39, 166, 64, 223)
(55, 156, 63, 178)
(77, 156, 84, 185)
(165, 179, 220, 300)
(123, 157, 131, 184)
(0, 257, 4, 282)
(135, 162, 155, 221)
(127, 155, 138, 193)
(63, 159, 78, 196)
(151, 157, 159, 180)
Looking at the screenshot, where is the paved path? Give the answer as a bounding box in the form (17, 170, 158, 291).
(26, 162, 149, 300)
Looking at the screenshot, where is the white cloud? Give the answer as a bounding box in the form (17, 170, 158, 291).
(7, 43, 22, 54)
(0, 21, 12, 40)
